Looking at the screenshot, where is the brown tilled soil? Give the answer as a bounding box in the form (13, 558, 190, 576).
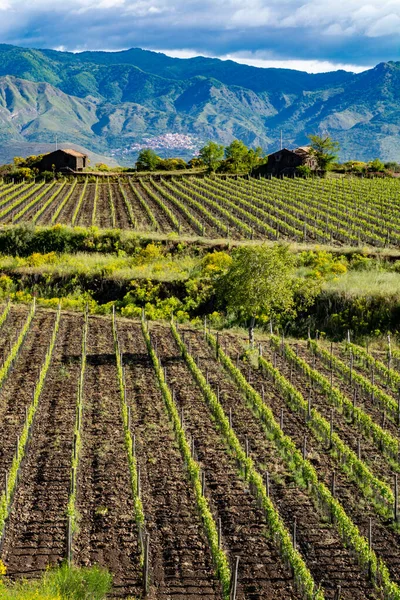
(146, 181, 198, 236)
(182, 328, 379, 599)
(122, 182, 152, 230)
(96, 184, 113, 229)
(0, 310, 55, 484)
(135, 182, 173, 234)
(119, 321, 222, 599)
(73, 317, 142, 598)
(0, 310, 397, 598)
(157, 180, 221, 239)
(150, 323, 302, 600)
(1, 314, 82, 577)
(0, 305, 30, 365)
(112, 183, 131, 229)
(59, 183, 84, 225)
(12, 184, 63, 224)
(315, 341, 400, 439)
(36, 184, 73, 225)
(264, 341, 394, 486)
(214, 331, 400, 594)
(77, 183, 95, 227)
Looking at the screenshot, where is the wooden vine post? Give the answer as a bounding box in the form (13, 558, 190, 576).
(230, 557, 240, 600)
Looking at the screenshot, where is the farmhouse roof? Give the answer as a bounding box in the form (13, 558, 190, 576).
(293, 146, 313, 155)
(58, 148, 87, 157)
(268, 148, 292, 156)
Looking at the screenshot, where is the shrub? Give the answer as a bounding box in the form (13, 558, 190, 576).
(296, 165, 312, 177)
(0, 564, 112, 600)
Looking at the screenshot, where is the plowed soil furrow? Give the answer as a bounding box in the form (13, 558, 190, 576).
(183, 180, 245, 238)
(39, 183, 77, 225)
(182, 328, 378, 599)
(0, 312, 55, 484)
(96, 184, 113, 229)
(0, 186, 42, 221)
(122, 183, 153, 229)
(0, 185, 27, 203)
(74, 317, 142, 598)
(135, 183, 173, 233)
(12, 185, 61, 224)
(34, 184, 72, 225)
(112, 184, 131, 229)
(194, 182, 266, 239)
(1, 314, 82, 578)
(4, 188, 46, 224)
(77, 183, 95, 227)
(0, 306, 30, 364)
(372, 352, 400, 373)
(151, 324, 302, 600)
(334, 345, 397, 401)
(158, 182, 221, 238)
(214, 331, 400, 590)
(201, 180, 277, 240)
(298, 343, 400, 442)
(118, 322, 222, 600)
(146, 181, 198, 236)
(61, 184, 84, 225)
(262, 342, 395, 486)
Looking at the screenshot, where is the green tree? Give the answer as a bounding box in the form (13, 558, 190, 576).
(246, 146, 265, 170)
(225, 139, 249, 172)
(384, 161, 400, 173)
(188, 157, 205, 169)
(308, 135, 340, 171)
(136, 148, 161, 172)
(95, 163, 110, 171)
(369, 158, 385, 172)
(217, 245, 296, 345)
(158, 158, 187, 171)
(199, 141, 224, 172)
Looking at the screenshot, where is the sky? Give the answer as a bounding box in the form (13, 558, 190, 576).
(1, 0, 400, 73)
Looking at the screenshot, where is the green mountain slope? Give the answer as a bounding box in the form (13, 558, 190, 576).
(0, 44, 399, 163)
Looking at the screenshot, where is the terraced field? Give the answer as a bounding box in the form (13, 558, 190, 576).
(2, 302, 400, 597)
(2, 176, 400, 246)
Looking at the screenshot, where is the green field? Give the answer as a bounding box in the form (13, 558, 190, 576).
(2, 175, 400, 247)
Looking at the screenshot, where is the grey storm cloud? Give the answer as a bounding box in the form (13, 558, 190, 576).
(0, 0, 399, 66)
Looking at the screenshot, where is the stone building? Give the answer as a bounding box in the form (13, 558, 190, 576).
(252, 146, 317, 177)
(36, 149, 87, 173)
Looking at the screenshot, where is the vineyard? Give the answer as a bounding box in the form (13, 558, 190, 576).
(1, 176, 400, 246)
(2, 302, 400, 598)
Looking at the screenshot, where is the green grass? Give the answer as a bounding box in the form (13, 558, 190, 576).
(323, 270, 400, 298)
(0, 563, 112, 600)
(0, 251, 198, 282)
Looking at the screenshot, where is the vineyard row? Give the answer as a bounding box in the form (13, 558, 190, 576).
(0, 177, 400, 246)
(2, 307, 400, 597)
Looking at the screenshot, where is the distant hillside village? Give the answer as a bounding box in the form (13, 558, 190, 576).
(1, 137, 400, 181)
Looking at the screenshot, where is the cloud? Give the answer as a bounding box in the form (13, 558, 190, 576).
(160, 49, 370, 73)
(0, 0, 399, 70)
(366, 13, 400, 36)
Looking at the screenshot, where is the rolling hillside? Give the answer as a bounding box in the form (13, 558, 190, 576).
(0, 44, 400, 162)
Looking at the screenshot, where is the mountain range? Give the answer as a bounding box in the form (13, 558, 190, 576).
(0, 44, 400, 164)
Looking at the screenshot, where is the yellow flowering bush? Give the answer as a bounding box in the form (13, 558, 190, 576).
(26, 252, 58, 267)
(0, 559, 6, 577)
